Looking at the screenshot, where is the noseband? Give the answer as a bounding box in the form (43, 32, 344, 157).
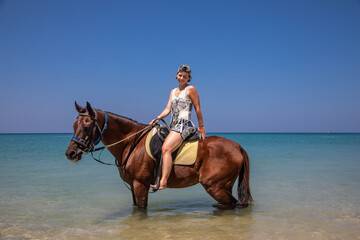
(71, 110, 108, 152)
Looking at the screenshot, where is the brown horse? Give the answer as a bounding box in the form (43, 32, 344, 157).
(65, 102, 252, 209)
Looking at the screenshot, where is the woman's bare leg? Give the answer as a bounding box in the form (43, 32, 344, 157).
(157, 131, 183, 190)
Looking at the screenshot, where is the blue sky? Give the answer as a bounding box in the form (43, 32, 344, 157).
(1, 0, 359, 133)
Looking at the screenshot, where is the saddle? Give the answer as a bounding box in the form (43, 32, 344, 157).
(145, 125, 199, 191)
(145, 126, 199, 164)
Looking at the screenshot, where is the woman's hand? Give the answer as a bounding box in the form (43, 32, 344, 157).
(150, 117, 161, 126)
(198, 126, 206, 140)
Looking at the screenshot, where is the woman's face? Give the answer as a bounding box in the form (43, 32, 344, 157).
(177, 72, 190, 85)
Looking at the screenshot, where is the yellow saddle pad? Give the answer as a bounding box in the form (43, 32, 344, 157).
(145, 128, 198, 165)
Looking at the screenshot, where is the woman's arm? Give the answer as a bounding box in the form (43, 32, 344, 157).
(150, 90, 173, 125)
(187, 86, 206, 139)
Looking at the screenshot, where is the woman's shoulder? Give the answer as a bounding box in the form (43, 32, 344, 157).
(185, 85, 199, 99)
(186, 85, 197, 94)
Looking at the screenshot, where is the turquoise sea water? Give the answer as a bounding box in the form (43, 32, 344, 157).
(0, 133, 359, 239)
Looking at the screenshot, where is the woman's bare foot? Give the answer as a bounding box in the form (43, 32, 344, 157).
(150, 181, 167, 191)
(150, 184, 167, 190)
(158, 180, 167, 190)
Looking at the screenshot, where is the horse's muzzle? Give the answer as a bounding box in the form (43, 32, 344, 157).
(65, 145, 83, 162)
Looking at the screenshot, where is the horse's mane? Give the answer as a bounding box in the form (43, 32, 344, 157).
(104, 111, 140, 124)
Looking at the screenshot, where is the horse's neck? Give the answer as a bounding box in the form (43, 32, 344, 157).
(101, 113, 139, 161)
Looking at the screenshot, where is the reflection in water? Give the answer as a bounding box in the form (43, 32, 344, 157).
(100, 202, 255, 239)
(101, 207, 149, 221)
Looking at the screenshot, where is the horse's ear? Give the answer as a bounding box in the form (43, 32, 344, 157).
(86, 102, 95, 117)
(75, 101, 83, 113)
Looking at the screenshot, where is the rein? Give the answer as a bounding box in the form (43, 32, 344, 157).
(94, 117, 169, 152)
(90, 123, 153, 167)
(92, 124, 151, 153)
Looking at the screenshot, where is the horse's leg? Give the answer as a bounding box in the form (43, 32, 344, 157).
(201, 180, 238, 209)
(130, 184, 137, 206)
(132, 179, 149, 208)
(200, 158, 239, 209)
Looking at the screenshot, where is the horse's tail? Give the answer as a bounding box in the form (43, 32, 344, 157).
(237, 146, 253, 207)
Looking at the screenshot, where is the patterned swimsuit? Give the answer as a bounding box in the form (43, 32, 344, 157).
(169, 86, 197, 139)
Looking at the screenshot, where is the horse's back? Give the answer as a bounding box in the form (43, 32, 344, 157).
(199, 135, 243, 159)
(197, 135, 244, 170)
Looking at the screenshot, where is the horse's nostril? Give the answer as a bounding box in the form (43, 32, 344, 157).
(66, 150, 76, 159)
(69, 151, 76, 157)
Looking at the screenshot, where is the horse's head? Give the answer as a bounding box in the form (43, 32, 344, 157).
(65, 101, 101, 162)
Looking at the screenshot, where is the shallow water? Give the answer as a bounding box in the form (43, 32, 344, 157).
(1, 133, 359, 239)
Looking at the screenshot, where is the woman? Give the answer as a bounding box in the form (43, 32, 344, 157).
(150, 65, 206, 190)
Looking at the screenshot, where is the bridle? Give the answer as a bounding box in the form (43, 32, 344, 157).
(71, 110, 108, 153)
